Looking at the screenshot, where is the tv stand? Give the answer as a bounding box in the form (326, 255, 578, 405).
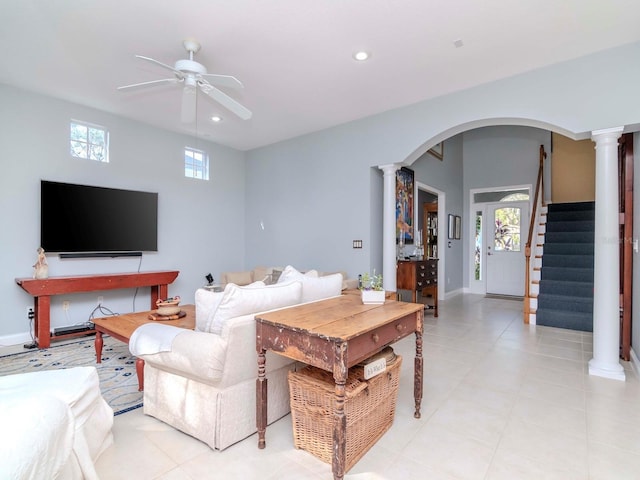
(15, 270, 179, 348)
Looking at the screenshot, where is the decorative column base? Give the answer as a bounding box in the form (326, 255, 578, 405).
(588, 358, 625, 381)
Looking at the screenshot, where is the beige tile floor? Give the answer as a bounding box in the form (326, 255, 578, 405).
(94, 293, 640, 479)
(8, 293, 640, 479)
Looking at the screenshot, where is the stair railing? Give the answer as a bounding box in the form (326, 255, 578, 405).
(524, 145, 547, 323)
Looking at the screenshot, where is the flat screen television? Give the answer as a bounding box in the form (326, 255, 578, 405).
(40, 180, 158, 255)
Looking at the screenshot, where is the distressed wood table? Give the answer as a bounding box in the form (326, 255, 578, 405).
(255, 294, 424, 480)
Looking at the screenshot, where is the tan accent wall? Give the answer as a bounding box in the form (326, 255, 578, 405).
(551, 133, 595, 202)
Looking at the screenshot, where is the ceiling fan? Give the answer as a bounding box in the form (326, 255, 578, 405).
(118, 39, 252, 122)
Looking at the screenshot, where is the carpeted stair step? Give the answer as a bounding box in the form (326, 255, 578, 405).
(536, 309, 593, 332)
(544, 231, 594, 243)
(537, 294, 593, 313)
(547, 201, 595, 212)
(545, 210, 594, 221)
(540, 266, 594, 282)
(542, 254, 594, 268)
(542, 243, 594, 256)
(545, 220, 595, 232)
(538, 279, 593, 297)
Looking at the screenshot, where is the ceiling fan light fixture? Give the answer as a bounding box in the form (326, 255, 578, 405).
(118, 38, 252, 121)
(353, 50, 370, 61)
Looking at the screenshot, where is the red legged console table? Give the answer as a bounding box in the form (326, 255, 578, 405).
(15, 270, 179, 348)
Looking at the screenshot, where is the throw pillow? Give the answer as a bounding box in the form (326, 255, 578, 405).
(277, 265, 319, 283)
(300, 273, 343, 303)
(270, 268, 283, 283)
(207, 280, 302, 335)
(201, 281, 264, 332)
(194, 288, 225, 332)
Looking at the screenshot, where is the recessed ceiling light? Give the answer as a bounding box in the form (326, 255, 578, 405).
(353, 51, 370, 61)
(211, 115, 222, 123)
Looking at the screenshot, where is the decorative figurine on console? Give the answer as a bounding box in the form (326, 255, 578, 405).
(33, 247, 49, 279)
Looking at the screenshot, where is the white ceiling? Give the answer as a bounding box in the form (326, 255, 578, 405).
(3, 0, 640, 151)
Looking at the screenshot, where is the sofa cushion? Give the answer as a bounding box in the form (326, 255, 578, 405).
(252, 266, 270, 283)
(224, 270, 253, 286)
(208, 281, 303, 335)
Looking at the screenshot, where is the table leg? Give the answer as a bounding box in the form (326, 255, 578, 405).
(332, 378, 347, 480)
(136, 358, 144, 391)
(434, 290, 438, 317)
(414, 311, 424, 418)
(332, 343, 348, 480)
(35, 296, 51, 349)
(95, 330, 103, 363)
(257, 348, 267, 449)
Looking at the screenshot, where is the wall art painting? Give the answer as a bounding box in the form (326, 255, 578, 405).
(396, 167, 414, 244)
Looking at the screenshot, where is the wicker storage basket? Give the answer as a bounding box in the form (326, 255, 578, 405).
(288, 347, 402, 472)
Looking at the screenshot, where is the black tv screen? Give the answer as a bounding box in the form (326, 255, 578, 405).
(40, 180, 158, 254)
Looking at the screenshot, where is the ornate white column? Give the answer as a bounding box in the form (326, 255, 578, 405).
(589, 126, 625, 381)
(379, 164, 400, 291)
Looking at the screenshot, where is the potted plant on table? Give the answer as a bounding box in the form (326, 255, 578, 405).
(359, 271, 385, 304)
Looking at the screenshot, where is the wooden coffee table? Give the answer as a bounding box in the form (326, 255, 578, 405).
(93, 304, 195, 391)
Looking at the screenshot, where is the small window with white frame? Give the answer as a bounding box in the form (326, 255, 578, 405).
(70, 120, 109, 162)
(184, 146, 209, 180)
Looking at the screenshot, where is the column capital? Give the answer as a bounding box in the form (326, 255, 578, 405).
(378, 164, 401, 176)
(591, 126, 624, 142)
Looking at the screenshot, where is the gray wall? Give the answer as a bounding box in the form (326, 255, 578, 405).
(1, 85, 245, 344)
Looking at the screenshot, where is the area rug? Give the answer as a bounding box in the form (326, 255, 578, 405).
(0, 335, 142, 415)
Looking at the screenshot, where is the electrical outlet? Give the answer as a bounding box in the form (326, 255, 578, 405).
(26, 306, 34, 318)
(97, 296, 104, 305)
(62, 301, 70, 311)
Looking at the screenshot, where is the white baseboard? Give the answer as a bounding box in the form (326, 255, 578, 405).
(0, 331, 34, 348)
(444, 288, 463, 300)
(630, 349, 640, 380)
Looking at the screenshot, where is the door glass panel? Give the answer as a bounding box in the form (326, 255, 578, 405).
(474, 211, 482, 280)
(494, 207, 521, 252)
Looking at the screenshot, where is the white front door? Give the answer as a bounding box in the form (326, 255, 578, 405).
(485, 201, 529, 296)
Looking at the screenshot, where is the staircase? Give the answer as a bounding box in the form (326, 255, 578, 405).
(535, 201, 595, 332)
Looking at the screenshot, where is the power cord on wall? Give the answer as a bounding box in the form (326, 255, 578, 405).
(88, 304, 120, 326)
(23, 308, 37, 349)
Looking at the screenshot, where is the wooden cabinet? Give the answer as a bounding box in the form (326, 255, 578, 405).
(396, 259, 438, 316)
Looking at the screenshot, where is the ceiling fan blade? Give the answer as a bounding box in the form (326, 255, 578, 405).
(198, 81, 252, 120)
(181, 85, 197, 124)
(135, 55, 184, 78)
(199, 73, 244, 89)
(117, 78, 179, 90)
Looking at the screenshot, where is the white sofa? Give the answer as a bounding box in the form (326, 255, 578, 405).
(130, 266, 344, 450)
(0, 367, 114, 479)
